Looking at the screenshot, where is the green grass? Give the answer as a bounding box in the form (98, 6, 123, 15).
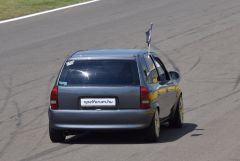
(0, 0, 87, 20)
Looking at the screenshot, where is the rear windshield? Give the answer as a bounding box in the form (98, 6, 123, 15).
(58, 60, 140, 86)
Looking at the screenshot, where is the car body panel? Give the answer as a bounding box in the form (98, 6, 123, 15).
(58, 86, 140, 110)
(49, 108, 155, 130)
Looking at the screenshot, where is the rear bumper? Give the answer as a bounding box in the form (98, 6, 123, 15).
(48, 108, 155, 130)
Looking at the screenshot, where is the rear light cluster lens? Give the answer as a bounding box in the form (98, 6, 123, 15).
(140, 86, 151, 109)
(50, 86, 58, 110)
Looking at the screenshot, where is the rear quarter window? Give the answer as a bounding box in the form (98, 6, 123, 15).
(143, 55, 159, 84)
(58, 59, 140, 86)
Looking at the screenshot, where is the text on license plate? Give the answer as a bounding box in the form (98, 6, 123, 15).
(80, 98, 116, 107)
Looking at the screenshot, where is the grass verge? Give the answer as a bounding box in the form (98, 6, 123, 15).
(0, 0, 87, 21)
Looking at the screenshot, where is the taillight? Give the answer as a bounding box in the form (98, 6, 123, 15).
(50, 86, 58, 110)
(140, 86, 151, 109)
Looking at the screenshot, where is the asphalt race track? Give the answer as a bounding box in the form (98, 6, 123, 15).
(0, 0, 240, 161)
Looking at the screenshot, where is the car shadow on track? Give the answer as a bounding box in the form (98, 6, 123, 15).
(64, 123, 198, 144)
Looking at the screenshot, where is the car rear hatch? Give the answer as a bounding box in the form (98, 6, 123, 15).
(57, 59, 140, 110)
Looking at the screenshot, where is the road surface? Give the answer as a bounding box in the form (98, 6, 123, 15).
(0, 0, 240, 160)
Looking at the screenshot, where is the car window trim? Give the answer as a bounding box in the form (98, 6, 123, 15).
(149, 55, 170, 85)
(152, 55, 170, 81)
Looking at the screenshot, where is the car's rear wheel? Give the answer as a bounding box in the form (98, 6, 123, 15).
(49, 127, 66, 143)
(144, 110, 160, 142)
(169, 96, 184, 128)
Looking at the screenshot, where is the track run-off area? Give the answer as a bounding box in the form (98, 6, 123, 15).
(0, 0, 240, 161)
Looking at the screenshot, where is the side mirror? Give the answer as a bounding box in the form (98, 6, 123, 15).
(169, 71, 180, 83)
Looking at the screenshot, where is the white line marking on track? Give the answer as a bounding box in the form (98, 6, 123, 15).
(0, 0, 100, 25)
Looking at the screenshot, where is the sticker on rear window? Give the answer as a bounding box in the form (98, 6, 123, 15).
(59, 81, 68, 86)
(66, 60, 74, 66)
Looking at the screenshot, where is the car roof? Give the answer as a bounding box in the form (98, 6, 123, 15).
(69, 49, 148, 60)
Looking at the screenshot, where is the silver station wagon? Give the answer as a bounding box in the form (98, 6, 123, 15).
(49, 49, 184, 142)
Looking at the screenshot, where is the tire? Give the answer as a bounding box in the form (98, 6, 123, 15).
(49, 127, 66, 143)
(169, 96, 184, 128)
(144, 110, 160, 142)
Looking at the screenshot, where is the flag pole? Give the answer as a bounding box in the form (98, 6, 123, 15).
(146, 23, 153, 55)
(148, 41, 151, 54)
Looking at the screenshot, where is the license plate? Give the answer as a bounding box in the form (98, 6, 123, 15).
(80, 98, 116, 107)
